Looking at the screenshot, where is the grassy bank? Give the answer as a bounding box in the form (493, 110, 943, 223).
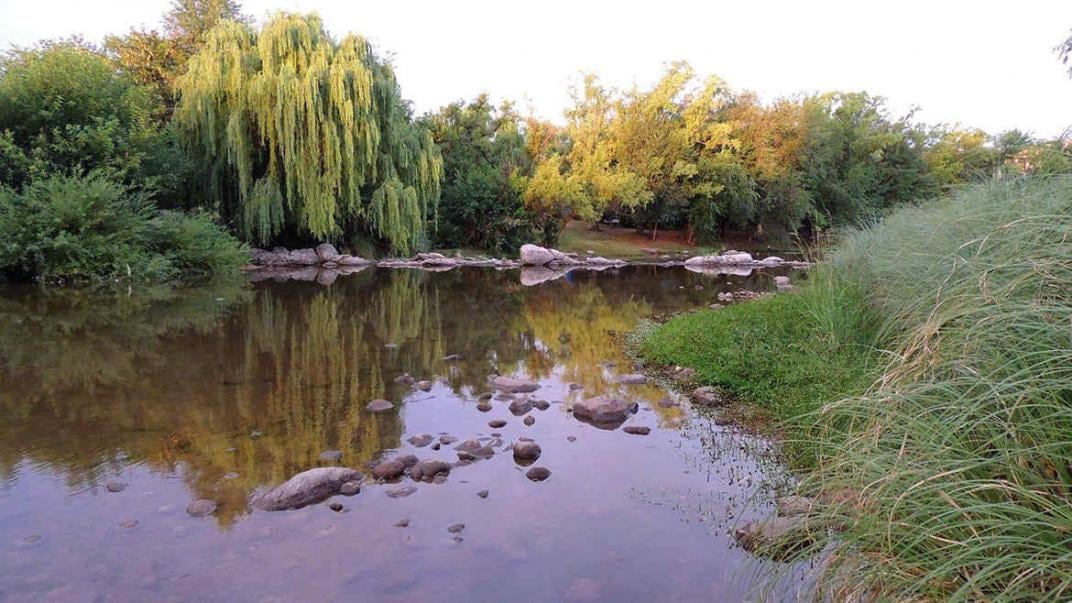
(640, 176, 1072, 601)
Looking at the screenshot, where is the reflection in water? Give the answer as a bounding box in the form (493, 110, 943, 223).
(0, 266, 794, 601)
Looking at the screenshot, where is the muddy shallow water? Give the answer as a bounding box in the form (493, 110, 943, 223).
(0, 265, 809, 602)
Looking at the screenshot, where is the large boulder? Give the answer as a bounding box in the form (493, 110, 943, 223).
(288, 248, 320, 266)
(492, 376, 540, 393)
(572, 396, 638, 429)
(315, 243, 341, 263)
(520, 244, 556, 266)
(253, 467, 363, 511)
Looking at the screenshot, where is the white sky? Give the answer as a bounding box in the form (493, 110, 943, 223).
(2, 0, 1071, 137)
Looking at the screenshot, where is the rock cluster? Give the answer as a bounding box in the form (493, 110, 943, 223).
(519, 244, 626, 269)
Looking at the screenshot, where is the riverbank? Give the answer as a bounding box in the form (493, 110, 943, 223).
(637, 176, 1072, 600)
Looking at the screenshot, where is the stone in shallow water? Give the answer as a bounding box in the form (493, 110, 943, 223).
(571, 396, 638, 429)
(105, 480, 126, 493)
(386, 486, 417, 499)
(339, 481, 361, 496)
(329, 502, 344, 512)
(319, 449, 342, 462)
(509, 398, 533, 415)
(415, 380, 433, 392)
(394, 373, 415, 385)
(118, 519, 139, 530)
(534, 399, 551, 411)
(488, 419, 507, 428)
(623, 425, 651, 436)
(394, 518, 410, 528)
(410, 460, 452, 482)
(615, 373, 648, 385)
(491, 376, 539, 393)
(447, 523, 465, 533)
(407, 434, 434, 447)
(372, 460, 406, 480)
(186, 499, 218, 517)
(523, 415, 535, 426)
(525, 467, 551, 482)
(476, 490, 489, 499)
(253, 467, 363, 511)
(691, 386, 725, 406)
(367, 399, 394, 412)
(512, 441, 542, 462)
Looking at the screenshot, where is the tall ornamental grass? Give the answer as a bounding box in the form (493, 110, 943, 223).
(797, 176, 1072, 601)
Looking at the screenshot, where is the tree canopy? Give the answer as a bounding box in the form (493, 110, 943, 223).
(173, 12, 442, 253)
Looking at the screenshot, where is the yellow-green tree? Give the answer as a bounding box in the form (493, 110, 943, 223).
(173, 13, 442, 253)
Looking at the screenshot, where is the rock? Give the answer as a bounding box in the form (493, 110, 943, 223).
(397, 454, 419, 468)
(520, 244, 556, 266)
(567, 435, 577, 442)
(476, 401, 493, 412)
(329, 502, 344, 512)
(492, 376, 539, 393)
(105, 480, 126, 493)
(386, 486, 418, 498)
(442, 353, 462, 362)
(367, 399, 394, 412)
(568, 383, 584, 391)
(288, 248, 320, 265)
(525, 467, 551, 482)
(776, 495, 817, 517)
(476, 392, 494, 401)
(407, 434, 434, 447)
(410, 460, 451, 482)
(623, 425, 651, 436)
(512, 441, 542, 462)
(774, 275, 792, 289)
(340, 481, 361, 496)
(672, 366, 697, 382)
(657, 397, 679, 408)
(615, 373, 647, 385)
(253, 467, 363, 511)
(691, 386, 725, 406)
(439, 435, 458, 445)
(447, 523, 465, 533)
(394, 518, 410, 527)
(372, 460, 406, 480)
(455, 440, 482, 453)
(733, 516, 815, 560)
(315, 243, 341, 263)
(760, 256, 785, 267)
(571, 396, 638, 429)
(394, 373, 415, 385)
(684, 251, 754, 267)
(508, 398, 533, 415)
(337, 254, 371, 266)
(533, 399, 551, 411)
(415, 380, 433, 392)
(520, 266, 569, 286)
(319, 449, 342, 462)
(523, 416, 535, 426)
(186, 499, 218, 517)
(119, 519, 140, 530)
(488, 419, 507, 428)
(476, 490, 489, 499)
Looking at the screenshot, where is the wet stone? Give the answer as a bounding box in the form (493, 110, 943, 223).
(372, 460, 406, 480)
(616, 373, 648, 385)
(491, 376, 539, 393)
(513, 441, 542, 462)
(623, 425, 651, 436)
(439, 435, 458, 445)
(447, 523, 465, 534)
(186, 499, 218, 517)
(119, 520, 139, 530)
(386, 486, 418, 499)
(394, 518, 410, 528)
(319, 449, 342, 462)
(508, 399, 533, 416)
(407, 434, 434, 447)
(692, 386, 725, 406)
(526, 467, 552, 482)
(340, 481, 361, 496)
(476, 401, 493, 412)
(367, 399, 394, 412)
(105, 480, 126, 493)
(534, 399, 551, 411)
(329, 502, 344, 512)
(567, 436, 577, 442)
(415, 380, 433, 392)
(476, 392, 494, 401)
(394, 373, 415, 385)
(476, 490, 489, 499)
(410, 459, 451, 482)
(523, 415, 535, 426)
(488, 419, 507, 429)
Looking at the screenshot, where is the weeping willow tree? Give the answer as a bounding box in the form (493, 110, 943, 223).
(174, 13, 442, 254)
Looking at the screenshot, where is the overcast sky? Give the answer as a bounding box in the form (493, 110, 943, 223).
(3, 0, 1071, 137)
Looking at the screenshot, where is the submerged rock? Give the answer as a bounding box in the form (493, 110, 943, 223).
(253, 467, 363, 511)
(623, 425, 651, 436)
(447, 523, 465, 534)
(386, 486, 418, 499)
(513, 441, 542, 462)
(488, 419, 507, 428)
(415, 380, 434, 392)
(340, 481, 361, 496)
(733, 516, 816, 560)
(105, 480, 126, 493)
(367, 399, 394, 412)
(508, 398, 534, 415)
(476, 401, 493, 412)
(615, 373, 648, 385)
(372, 460, 406, 480)
(407, 434, 434, 447)
(523, 416, 535, 426)
(410, 460, 452, 482)
(186, 499, 218, 517)
(319, 449, 342, 462)
(477, 489, 489, 499)
(492, 376, 540, 393)
(572, 396, 638, 429)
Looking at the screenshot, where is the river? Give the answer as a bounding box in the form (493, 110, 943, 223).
(0, 265, 806, 602)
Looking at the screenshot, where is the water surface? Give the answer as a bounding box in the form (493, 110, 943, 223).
(0, 266, 802, 602)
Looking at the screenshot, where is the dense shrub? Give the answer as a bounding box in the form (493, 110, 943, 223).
(0, 173, 245, 283)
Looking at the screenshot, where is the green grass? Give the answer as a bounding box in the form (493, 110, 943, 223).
(641, 176, 1072, 601)
(556, 220, 717, 259)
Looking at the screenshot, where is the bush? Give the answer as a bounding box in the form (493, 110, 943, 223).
(0, 173, 246, 283)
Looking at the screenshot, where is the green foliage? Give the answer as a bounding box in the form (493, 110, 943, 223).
(424, 95, 533, 253)
(0, 173, 246, 283)
(173, 13, 442, 254)
(0, 40, 190, 203)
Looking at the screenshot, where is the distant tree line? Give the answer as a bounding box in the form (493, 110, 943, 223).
(1, 2, 1070, 282)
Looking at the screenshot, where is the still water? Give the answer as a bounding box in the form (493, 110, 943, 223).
(0, 265, 803, 602)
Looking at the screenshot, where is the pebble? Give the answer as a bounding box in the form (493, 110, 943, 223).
(415, 380, 433, 392)
(523, 416, 535, 426)
(395, 518, 410, 528)
(407, 434, 434, 447)
(447, 523, 465, 533)
(488, 419, 507, 428)
(439, 435, 458, 445)
(526, 467, 551, 482)
(534, 400, 551, 411)
(476, 401, 493, 412)
(623, 425, 651, 435)
(186, 499, 218, 517)
(329, 503, 344, 512)
(567, 436, 577, 442)
(105, 480, 126, 493)
(119, 520, 139, 530)
(477, 490, 489, 499)
(386, 486, 418, 499)
(340, 481, 361, 496)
